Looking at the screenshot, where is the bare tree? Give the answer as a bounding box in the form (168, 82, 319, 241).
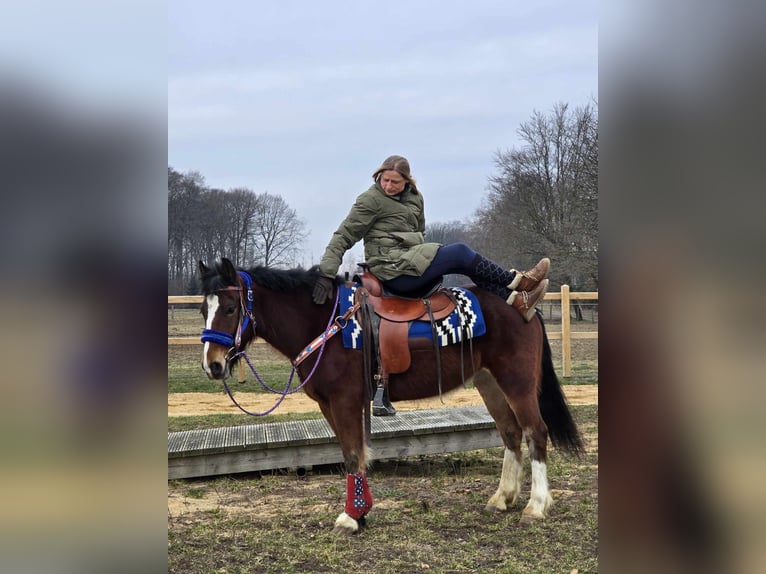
(475, 102, 598, 291)
(223, 188, 260, 267)
(425, 220, 470, 244)
(197, 189, 231, 266)
(168, 167, 206, 293)
(249, 192, 308, 268)
(169, 169, 310, 290)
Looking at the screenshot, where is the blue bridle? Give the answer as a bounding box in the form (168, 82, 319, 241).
(200, 271, 255, 350)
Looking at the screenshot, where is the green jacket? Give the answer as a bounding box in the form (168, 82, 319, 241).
(319, 183, 441, 281)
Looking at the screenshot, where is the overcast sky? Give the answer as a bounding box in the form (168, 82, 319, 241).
(169, 0, 597, 266)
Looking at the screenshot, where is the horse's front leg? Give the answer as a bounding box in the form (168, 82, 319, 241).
(333, 470, 374, 535)
(317, 399, 373, 535)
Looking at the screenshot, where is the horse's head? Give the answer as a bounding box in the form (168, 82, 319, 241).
(198, 257, 257, 380)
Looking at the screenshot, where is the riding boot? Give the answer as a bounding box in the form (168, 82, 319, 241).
(470, 254, 551, 321)
(372, 382, 396, 416)
(506, 257, 550, 295)
(508, 278, 549, 322)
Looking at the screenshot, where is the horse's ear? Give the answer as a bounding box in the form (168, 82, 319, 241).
(221, 257, 239, 283)
(198, 260, 208, 277)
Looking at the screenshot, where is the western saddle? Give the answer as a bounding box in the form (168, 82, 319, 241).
(353, 266, 459, 415)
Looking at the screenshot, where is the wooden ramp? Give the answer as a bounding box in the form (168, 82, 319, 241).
(168, 405, 502, 480)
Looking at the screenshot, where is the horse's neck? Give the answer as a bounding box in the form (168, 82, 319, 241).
(255, 290, 328, 357)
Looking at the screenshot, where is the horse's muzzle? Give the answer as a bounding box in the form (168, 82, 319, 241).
(201, 336, 239, 380)
(208, 360, 226, 379)
(201, 347, 233, 380)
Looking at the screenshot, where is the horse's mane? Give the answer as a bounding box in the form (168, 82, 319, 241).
(246, 265, 323, 293)
(200, 261, 327, 295)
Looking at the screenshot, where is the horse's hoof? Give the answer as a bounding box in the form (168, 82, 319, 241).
(333, 512, 360, 535)
(483, 504, 506, 514)
(518, 513, 543, 527)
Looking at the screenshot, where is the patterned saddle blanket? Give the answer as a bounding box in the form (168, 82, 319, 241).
(339, 284, 486, 350)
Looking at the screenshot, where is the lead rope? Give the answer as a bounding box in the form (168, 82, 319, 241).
(219, 288, 340, 417)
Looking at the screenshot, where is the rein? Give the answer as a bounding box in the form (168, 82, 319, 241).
(206, 281, 347, 417)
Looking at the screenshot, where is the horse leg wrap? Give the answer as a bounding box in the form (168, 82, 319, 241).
(345, 471, 374, 520)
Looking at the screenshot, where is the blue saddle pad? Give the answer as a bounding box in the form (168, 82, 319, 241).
(339, 285, 486, 350)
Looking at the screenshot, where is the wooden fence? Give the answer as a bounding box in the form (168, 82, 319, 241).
(168, 285, 597, 377)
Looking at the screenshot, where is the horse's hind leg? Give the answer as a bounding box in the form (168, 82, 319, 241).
(473, 369, 524, 512)
(484, 359, 554, 524)
(502, 385, 554, 524)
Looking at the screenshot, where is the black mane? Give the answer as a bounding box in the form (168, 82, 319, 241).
(200, 261, 329, 295)
(246, 265, 324, 293)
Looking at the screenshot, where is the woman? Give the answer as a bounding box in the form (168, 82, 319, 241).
(313, 155, 549, 322)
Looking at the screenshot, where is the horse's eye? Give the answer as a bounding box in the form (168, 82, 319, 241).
(226, 305, 237, 315)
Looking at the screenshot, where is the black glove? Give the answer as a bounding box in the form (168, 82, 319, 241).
(312, 276, 333, 304)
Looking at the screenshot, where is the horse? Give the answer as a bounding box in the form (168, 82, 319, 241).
(198, 257, 584, 535)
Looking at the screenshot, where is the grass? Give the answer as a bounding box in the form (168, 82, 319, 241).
(168, 404, 598, 573)
(168, 344, 299, 394)
(168, 306, 205, 337)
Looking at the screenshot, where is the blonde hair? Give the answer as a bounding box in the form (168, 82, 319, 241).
(372, 155, 418, 192)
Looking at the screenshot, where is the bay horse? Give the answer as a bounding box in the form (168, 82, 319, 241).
(198, 257, 583, 535)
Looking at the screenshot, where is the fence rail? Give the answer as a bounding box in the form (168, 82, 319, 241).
(168, 285, 597, 377)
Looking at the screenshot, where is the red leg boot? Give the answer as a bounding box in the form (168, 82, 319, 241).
(345, 471, 374, 522)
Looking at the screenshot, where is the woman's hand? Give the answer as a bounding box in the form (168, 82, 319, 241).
(312, 276, 333, 304)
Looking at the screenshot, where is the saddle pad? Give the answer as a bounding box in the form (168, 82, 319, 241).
(339, 285, 486, 350)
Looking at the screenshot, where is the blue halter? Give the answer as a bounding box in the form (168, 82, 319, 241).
(201, 271, 255, 349)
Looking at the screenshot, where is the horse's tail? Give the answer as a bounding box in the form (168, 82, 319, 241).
(537, 313, 585, 457)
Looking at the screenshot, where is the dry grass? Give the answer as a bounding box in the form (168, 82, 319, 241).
(168, 405, 598, 574)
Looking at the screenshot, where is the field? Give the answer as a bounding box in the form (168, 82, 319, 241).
(167, 404, 597, 573)
(168, 304, 598, 573)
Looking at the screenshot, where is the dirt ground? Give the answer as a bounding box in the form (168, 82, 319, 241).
(168, 385, 599, 573)
(168, 398, 599, 573)
(168, 384, 597, 416)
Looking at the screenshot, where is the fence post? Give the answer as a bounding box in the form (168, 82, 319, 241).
(561, 284, 571, 377)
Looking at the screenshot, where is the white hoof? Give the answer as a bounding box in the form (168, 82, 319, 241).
(521, 492, 554, 523)
(332, 512, 359, 535)
(485, 493, 512, 512)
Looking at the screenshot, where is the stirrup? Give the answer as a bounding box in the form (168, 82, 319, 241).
(372, 385, 396, 417)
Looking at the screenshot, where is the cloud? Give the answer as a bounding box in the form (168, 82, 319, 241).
(168, 0, 598, 262)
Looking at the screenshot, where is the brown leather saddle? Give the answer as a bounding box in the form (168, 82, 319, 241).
(354, 269, 457, 375)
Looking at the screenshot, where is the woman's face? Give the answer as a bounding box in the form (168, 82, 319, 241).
(379, 170, 407, 196)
